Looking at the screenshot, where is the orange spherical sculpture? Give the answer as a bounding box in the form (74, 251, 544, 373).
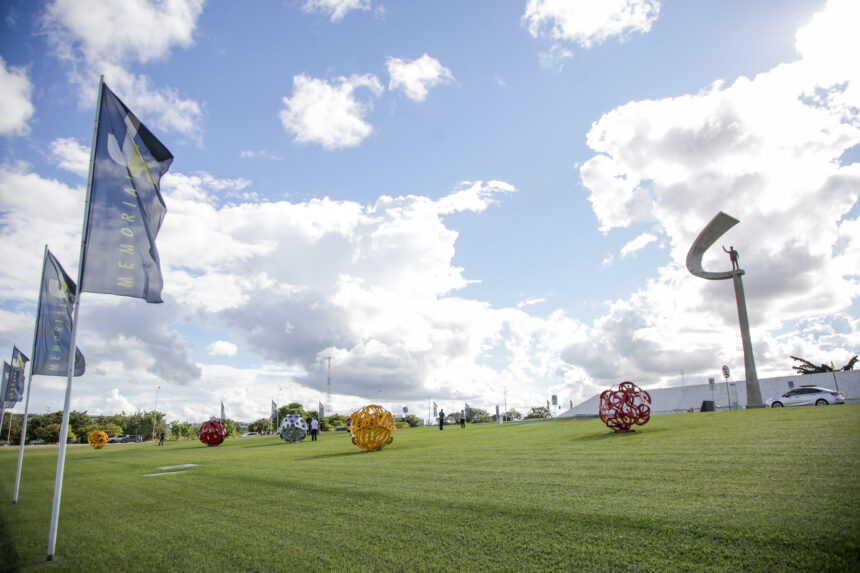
(88, 430, 108, 449)
(349, 405, 396, 451)
(198, 420, 227, 446)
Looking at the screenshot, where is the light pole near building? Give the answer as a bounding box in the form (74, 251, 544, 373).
(502, 387, 507, 423)
(152, 385, 160, 441)
(276, 387, 285, 432)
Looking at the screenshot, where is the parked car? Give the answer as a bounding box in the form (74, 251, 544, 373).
(29, 440, 46, 445)
(121, 435, 142, 443)
(240, 432, 260, 437)
(767, 386, 845, 407)
(108, 435, 125, 443)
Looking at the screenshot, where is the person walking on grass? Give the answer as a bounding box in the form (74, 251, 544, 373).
(310, 416, 319, 441)
(157, 432, 165, 446)
(459, 410, 466, 429)
(439, 409, 445, 430)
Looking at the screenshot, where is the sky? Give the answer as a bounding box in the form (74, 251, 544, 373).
(0, 0, 858, 424)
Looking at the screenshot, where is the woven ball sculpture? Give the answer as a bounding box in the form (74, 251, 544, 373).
(350, 404, 396, 451)
(278, 414, 308, 443)
(198, 420, 227, 446)
(88, 430, 108, 449)
(599, 381, 651, 433)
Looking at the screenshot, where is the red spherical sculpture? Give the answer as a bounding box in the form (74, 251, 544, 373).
(599, 381, 651, 433)
(198, 420, 227, 446)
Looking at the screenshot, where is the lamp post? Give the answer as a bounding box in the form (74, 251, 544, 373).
(502, 386, 507, 423)
(276, 387, 285, 432)
(152, 385, 160, 441)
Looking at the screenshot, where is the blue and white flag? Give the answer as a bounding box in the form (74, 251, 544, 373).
(32, 250, 85, 377)
(220, 401, 225, 422)
(5, 346, 29, 404)
(1, 362, 10, 405)
(81, 81, 172, 303)
(318, 401, 325, 419)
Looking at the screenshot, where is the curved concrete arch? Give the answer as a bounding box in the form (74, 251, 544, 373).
(685, 211, 741, 280)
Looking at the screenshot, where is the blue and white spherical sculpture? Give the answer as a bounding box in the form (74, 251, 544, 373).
(278, 414, 308, 443)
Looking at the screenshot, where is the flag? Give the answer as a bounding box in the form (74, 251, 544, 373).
(465, 403, 470, 419)
(4, 347, 29, 404)
(80, 81, 172, 303)
(32, 250, 85, 377)
(220, 401, 225, 421)
(318, 401, 325, 419)
(271, 400, 277, 418)
(433, 402, 437, 417)
(1, 362, 10, 405)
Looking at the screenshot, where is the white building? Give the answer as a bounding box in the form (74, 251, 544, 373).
(559, 370, 860, 417)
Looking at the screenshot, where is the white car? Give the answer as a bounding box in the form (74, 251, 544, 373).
(768, 386, 845, 408)
(240, 432, 260, 437)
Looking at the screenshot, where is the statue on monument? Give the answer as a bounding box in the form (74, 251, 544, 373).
(722, 245, 739, 270)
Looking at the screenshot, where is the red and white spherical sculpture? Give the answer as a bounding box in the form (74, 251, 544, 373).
(198, 420, 227, 446)
(599, 381, 651, 433)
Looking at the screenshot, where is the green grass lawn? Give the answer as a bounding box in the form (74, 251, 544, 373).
(2, 406, 859, 572)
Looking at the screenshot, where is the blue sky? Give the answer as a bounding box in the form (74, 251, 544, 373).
(1, 0, 857, 424)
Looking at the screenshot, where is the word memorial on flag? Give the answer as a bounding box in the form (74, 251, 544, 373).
(33, 250, 85, 377)
(81, 82, 172, 303)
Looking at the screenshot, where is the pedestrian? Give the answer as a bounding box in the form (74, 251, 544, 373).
(439, 409, 445, 430)
(157, 431, 165, 446)
(310, 416, 319, 441)
(459, 410, 466, 429)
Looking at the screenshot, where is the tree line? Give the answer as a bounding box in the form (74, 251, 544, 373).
(0, 402, 559, 445)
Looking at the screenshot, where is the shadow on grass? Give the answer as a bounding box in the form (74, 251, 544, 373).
(572, 427, 669, 441)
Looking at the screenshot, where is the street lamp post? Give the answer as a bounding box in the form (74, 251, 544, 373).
(152, 385, 161, 441)
(502, 387, 507, 423)
(276, 387, 285, 433)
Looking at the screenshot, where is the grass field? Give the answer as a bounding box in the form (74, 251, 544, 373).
(1, 406, 859, 572)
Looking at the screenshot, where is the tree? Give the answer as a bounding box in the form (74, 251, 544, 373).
(324, 414, 347, 429)
(169, 421, 194, 439)
(100, 422, 123, 438)
(791, 355, 857, 374)
(249, 418, 272, 433)
(466, 408, 492, 423)
(401, 414, 423, 427)
(220, 418, 239, 437)
(525, 406, 549, 419)
(503, 409, 521, 422)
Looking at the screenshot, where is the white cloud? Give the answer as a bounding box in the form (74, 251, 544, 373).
(386, 54, 455, 102)
(620, 232, 657, 257)
(523, 0, 660, 48)
(279, 73, 384, 149)
(42, 0, 205, 142)
(0, 56, 34, 136)
(207, 340, 238, 356)
(568, 0, 860, 385)
(301, 0, 371, 22)
(240, 149, 283, 161)
(537, 44, 573, 71)
(49, 137, 90, 177)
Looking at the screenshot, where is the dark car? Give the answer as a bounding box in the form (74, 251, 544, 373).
(768, 386, 845, 407)
(121, 435, 142, 443)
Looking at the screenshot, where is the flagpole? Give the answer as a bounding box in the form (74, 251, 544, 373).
(46, 76, 103, 561)
(14, 246, 49, 503)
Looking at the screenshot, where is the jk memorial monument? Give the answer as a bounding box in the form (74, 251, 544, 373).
(686, 212, 764, 408)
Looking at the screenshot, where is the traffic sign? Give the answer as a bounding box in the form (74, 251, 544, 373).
(721, 365, 730, 379)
